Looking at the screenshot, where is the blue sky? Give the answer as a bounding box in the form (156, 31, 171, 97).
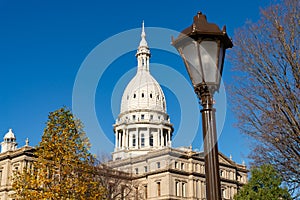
(0, 0, 272, 164)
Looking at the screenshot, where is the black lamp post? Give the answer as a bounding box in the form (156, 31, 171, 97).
(172, 12, 233, 200)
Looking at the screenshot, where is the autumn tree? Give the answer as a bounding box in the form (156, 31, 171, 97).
(234, 164, 292, 200)
(230, 0, 299, 197)
(12, 107, 106, 199)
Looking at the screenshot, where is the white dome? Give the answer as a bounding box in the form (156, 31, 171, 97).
(4, 129, 15, 139)
(120, 70, 166, 114)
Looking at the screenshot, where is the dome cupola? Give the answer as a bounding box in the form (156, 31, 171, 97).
(1, 128, 17, 153)
(4, 128, 16, 140)
(112, 22, 173, 161)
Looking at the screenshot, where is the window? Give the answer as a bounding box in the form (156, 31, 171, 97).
(144, 166, 147, 173)
(157, 182, 161, 196)
(220, 170, 224, 177)
(182, 182, 186, 197)
(135, 168, 138, 174)
(141, 114, 145, 119)
(132, 115, 136, 120)
(150, 134, 153, 146)
(222, 188, 226, 198)
(157, 162, 160, 169)
(144, 185, 148, 199)
(142, 93, 144, 98)
(141, 134, 145, 147)
(150, 93, 152, 98)
(133, 94, 136, 98)
(121, 185, 125, 199)
(181, 163, 185, 170)
(0, 170, 2, 186)
(133, 135, 136, 147)
(150, 115, 153, 120)
(176, 181, 180, 196)
(175, 161, 178, 169)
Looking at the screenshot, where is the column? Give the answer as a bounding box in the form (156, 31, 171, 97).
(136, 128, 139, 149)
(129, 132, 132, 149)
(157, 129, 159, 146)
(153, 130, 157, 147)
(115, 131, 118, 149)
(168, 130, 171, 146)
(124, 129, 127, 149)
(121, 131, 124, 149)
(196, 180, 200, 198)
(127, 129, 129, 148)
(160, 128, 164, 146)
(146, 128, 149, 147)
(118, 132, 121, 148)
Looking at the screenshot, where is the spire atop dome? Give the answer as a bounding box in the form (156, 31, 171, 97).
(139, 20, 148, 47)
(136, 21, 151, 71)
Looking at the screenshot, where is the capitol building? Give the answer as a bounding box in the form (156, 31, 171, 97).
(0, 24, 247, 200)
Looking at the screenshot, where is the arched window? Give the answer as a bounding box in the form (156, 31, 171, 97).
(142, 93, 144, 98)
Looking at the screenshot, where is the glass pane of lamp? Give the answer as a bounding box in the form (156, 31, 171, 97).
(217, 44, 224, 86)
(181, 41, 202, 85)
(199, 41, 218, 84)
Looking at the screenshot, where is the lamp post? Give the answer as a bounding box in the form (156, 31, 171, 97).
(172, 12, 233, 200)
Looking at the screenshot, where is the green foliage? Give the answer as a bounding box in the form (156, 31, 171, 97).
(234, 164, 292, 200)
(12, 107, 106, 200)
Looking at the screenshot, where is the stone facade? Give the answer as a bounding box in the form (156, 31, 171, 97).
(109, 147, 247, 200)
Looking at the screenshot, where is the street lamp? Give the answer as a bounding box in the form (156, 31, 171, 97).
(172, 12, 233, 200)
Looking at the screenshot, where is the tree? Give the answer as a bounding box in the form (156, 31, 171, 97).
(230, 0, 299, 197)
(94, 164, 142, 200)
(12, 107, 106, 199)
(234, 164, 292, 200)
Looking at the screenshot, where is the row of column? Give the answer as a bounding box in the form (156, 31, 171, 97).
(192, 179, 237, 199)
(115, 128, 171, 149)
(193, 180, 206, 198)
